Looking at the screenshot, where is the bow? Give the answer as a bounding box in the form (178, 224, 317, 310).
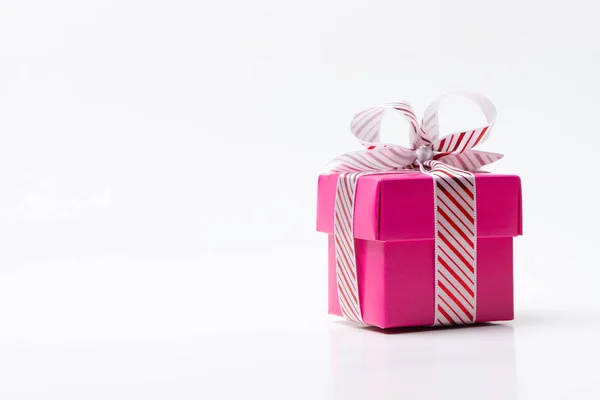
(327, 91, 503, 173)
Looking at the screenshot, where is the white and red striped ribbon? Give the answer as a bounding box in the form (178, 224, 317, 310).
(421, 160, 477, 326)
(329, 91, 501, 326)
(333, 172, 366, 322)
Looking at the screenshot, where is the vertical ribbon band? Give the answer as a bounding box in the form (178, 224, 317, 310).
(333, 172, 365, 323)
(424, 160, 477, 326)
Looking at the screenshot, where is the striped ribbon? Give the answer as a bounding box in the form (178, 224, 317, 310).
(330, 91, 500, 326)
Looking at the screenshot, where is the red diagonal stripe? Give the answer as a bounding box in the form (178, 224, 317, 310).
(335, 161, 361, 172)
(334, 209, 355, 256)
(473, 151, 491, 168)
(433, 163, 475, 188)
(446, 135, 455, 151)
(438, 232, 475, 273)
(337, 264, 359, 309)
(367, 152, 395, 169)
(334, 209, 354, 248)
(353, 108, 383, 134)
(438, 197, 474, 236)
(336, 281, 357, 315)
(352, 106, 382, 125)
(377, 148, 405, 166)
(434, 169, 474, 199)
(437, 305, 456, 325)
(388, 147, 416, 164)
(438, 138, 447, 151)
(335, 266, 358, 308)
(333, 221, 353, 262)
(393, 107, 415, 114)
(337, 282, 360, 321)
(436, 182, 475, 224)
(338, 155, 368, 171)
(438, 207, 474, 247)
(436, 174, 475, 208)
(333, 234, 356, 280)
(410, 122, 418, 133)
(433, 169, 474, 203)
(439, 281, 473, 321)
(438, 256, 474, 296)
(421, 130, 432, 144)
(393, 108, 419, 124)
(341, 174, 357, 203)
(439, 224, 475, 258)
(350, 172, 361, 187)
(472, 126, 488, 147)
(352, 106, 374, 120)
(450, 132, 467, 153)
(439, 295, 466, 324)
(339, 302, 357, 322)
(439, 247, 475, 284)
(362, 123, 381, 143)
(337, 187, 354, 229)
(461, 130, 476, 152)
(437, 183, 474, 224)
(451, 155, 469, 170)
(344, 153, 378, 171)
(432, 170, 475, 205)
(335, 251, 357, 296)
(439, 270, 475, 307)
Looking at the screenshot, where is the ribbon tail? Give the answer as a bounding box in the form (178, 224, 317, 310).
(436, 150, 504, 171)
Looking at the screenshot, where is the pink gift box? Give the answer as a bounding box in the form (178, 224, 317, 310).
(316, 172, 523, 328)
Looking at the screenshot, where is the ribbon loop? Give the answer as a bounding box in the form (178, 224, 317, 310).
(349, 101, 427, 151)
(424, 91, 497, 155)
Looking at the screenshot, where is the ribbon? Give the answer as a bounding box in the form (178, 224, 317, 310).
(329, 91, 502, 326)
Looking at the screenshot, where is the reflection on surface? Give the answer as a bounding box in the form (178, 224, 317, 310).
(329, 323, 515, 400)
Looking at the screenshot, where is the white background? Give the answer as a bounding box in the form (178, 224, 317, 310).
(0, 0, 598, 399)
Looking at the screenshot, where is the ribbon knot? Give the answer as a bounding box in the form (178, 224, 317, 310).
(327, 91, 503, 173)
(416, 144, 434, 164)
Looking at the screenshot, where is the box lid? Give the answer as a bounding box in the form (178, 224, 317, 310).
(316, 172, 522, 241)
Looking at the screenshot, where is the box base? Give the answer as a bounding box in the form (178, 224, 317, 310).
(328, 235, 514, 328)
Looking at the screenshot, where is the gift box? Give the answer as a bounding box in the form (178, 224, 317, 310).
(317, 172, 522, 328)
(317, 92, 522, 328)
